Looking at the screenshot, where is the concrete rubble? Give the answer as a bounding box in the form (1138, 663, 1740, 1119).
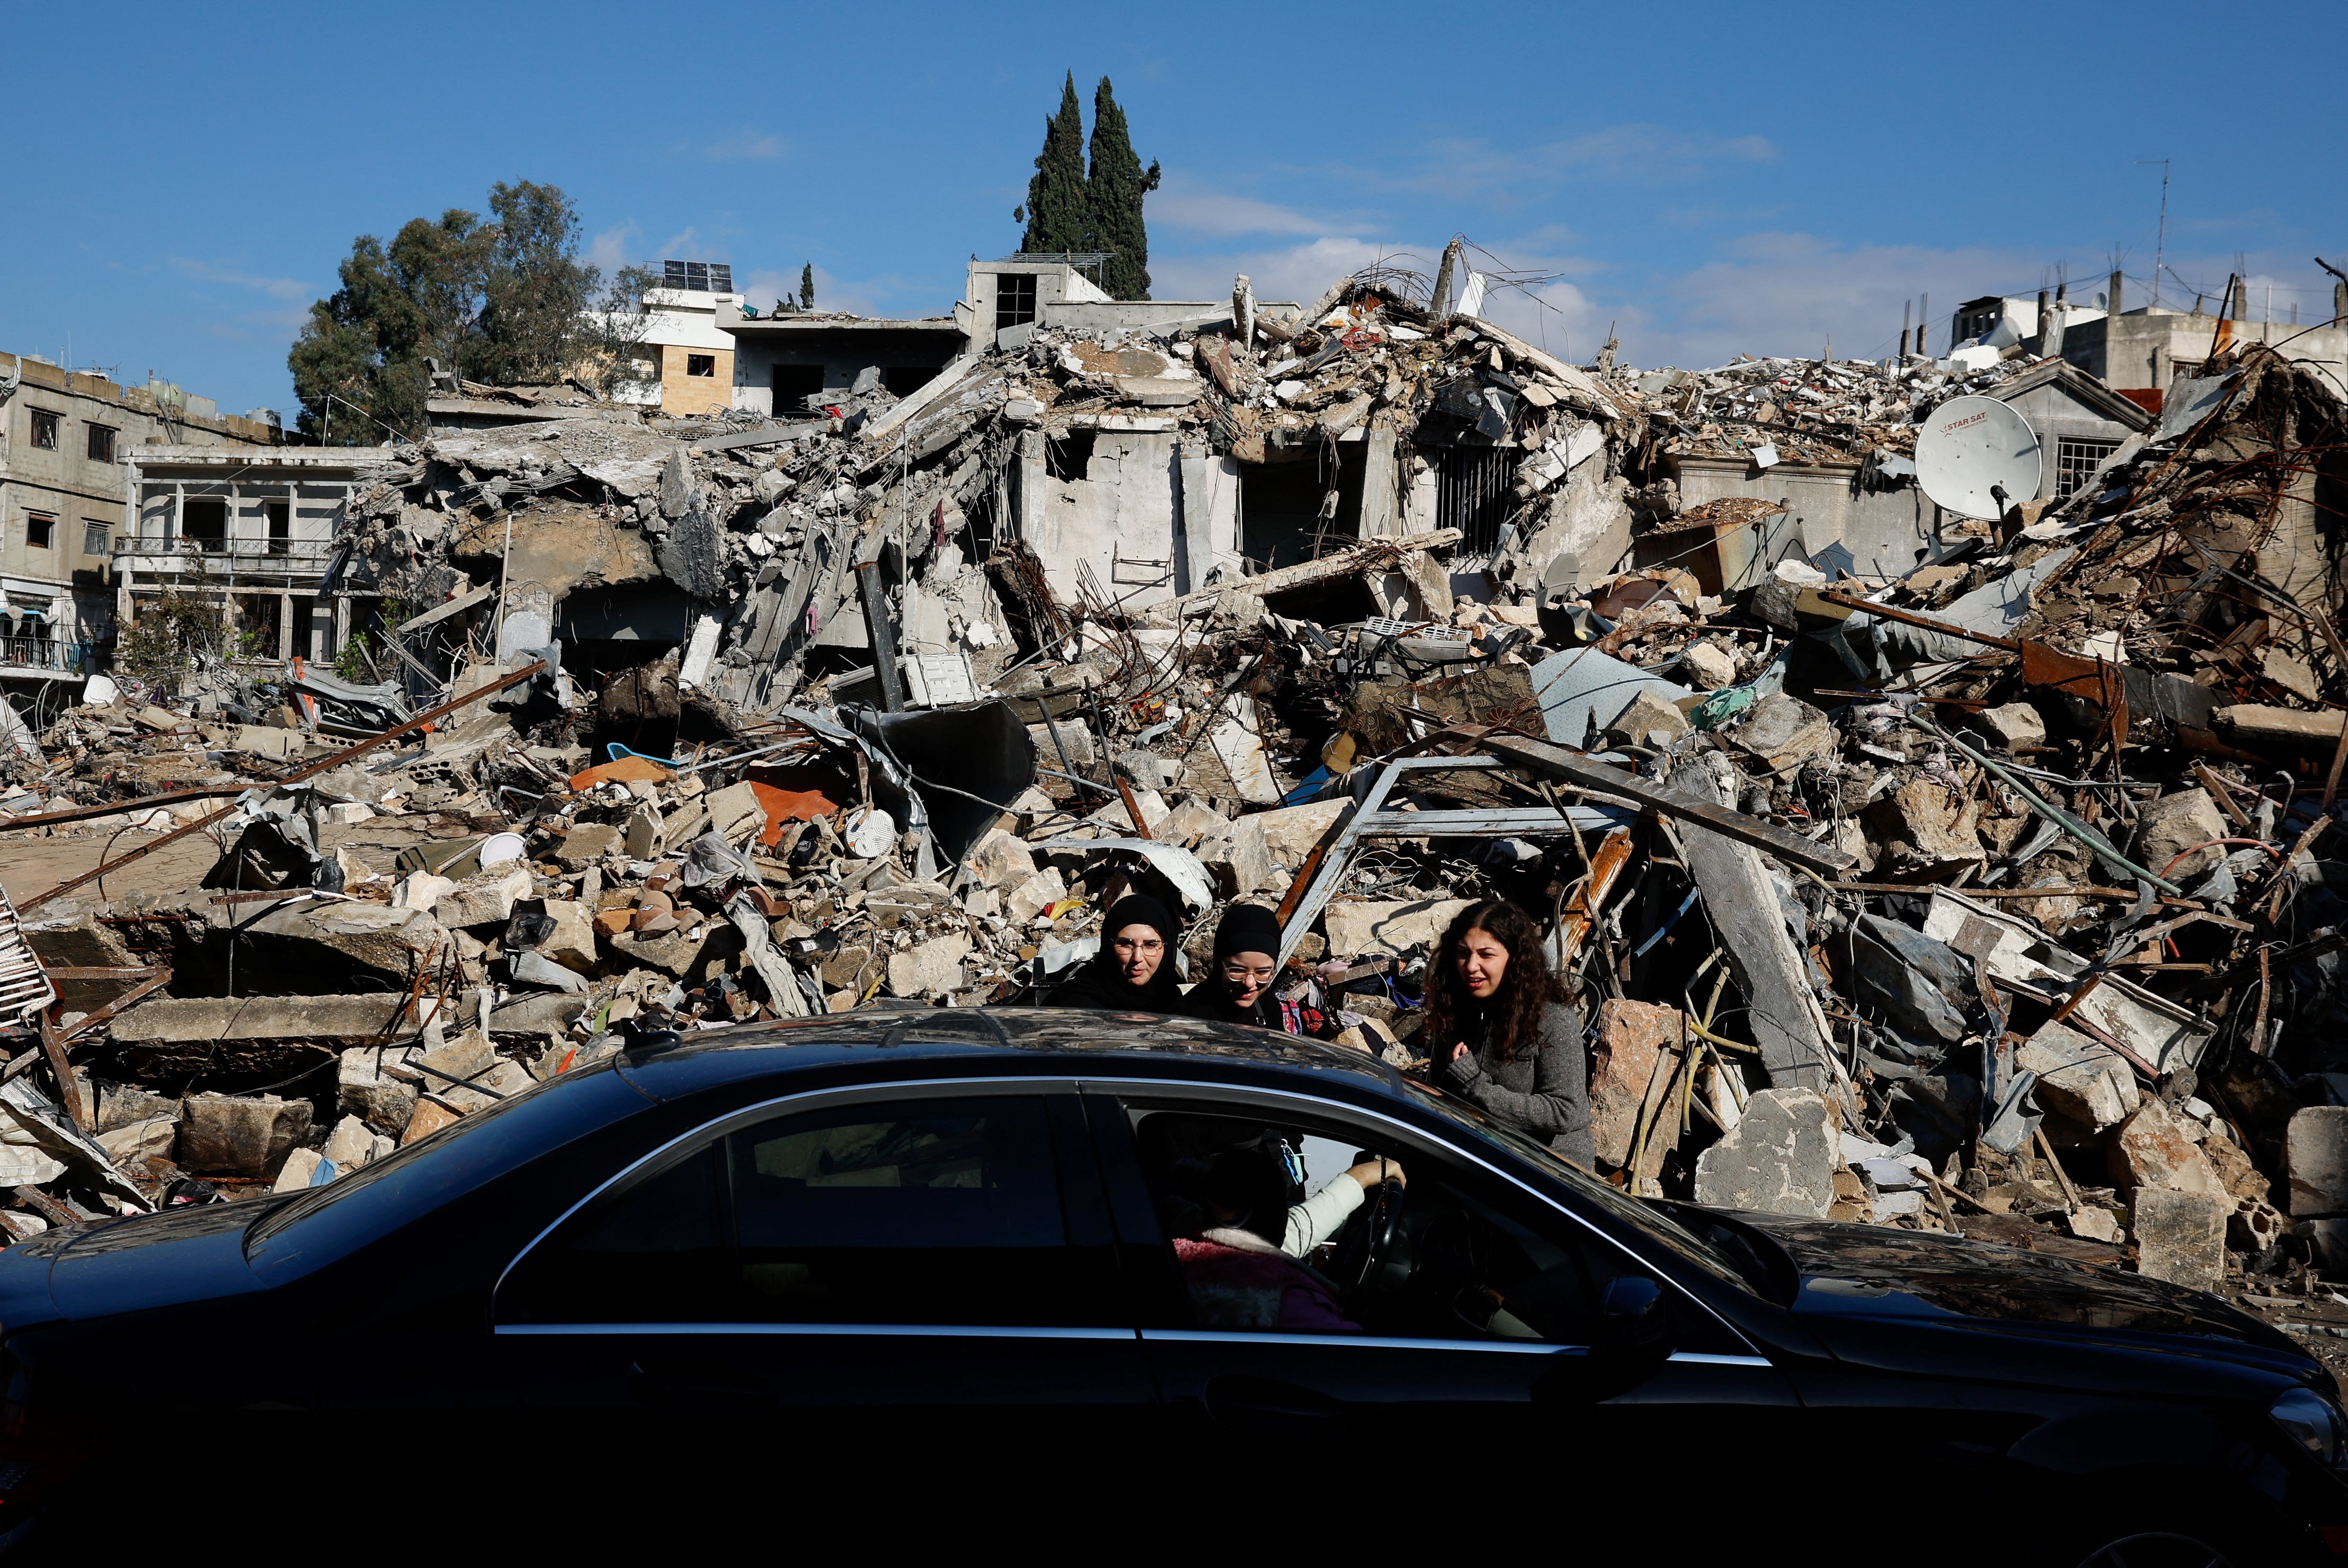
(0, 256, 2340, 1351)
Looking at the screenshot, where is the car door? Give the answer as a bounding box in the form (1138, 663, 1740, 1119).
(1085, 1080, 1803, 1510)
(491, 1079, 1157, 1487)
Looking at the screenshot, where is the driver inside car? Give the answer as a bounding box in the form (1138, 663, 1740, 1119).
(1171, 1144, 1363, 1332)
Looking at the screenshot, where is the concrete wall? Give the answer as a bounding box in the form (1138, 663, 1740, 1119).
(2062, 308, 2348, 403)
(1015, 423, 1186, 605)
(1667, 455, 1948, 584)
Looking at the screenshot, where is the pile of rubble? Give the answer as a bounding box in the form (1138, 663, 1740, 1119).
(0, 259, 2343, 1355)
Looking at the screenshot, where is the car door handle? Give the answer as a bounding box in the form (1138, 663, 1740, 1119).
(1203, 1375, 1346, 1431)
(628, 1357, 775, 1410)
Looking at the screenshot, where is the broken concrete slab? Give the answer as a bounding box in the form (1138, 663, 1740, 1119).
(1608, 689, 1690, 748)
(2109, 1097, 2225, 1198)
(111, 994, 435, 1047)
(233, 900, 453, 993)
(1965, 701, 2048, 751)
(2017, 1021, 2140, 1132)
(339, 1045, 421, 1134)
(1727, 692, 1833, 772)
(887, 931, 972, 998)
(436, 864, 536, 929)
(2130, 1187, 2228, 1294)
(557, 822, 622, 870)
(1322, 897, 1474, 960)
(177, 1092, 313, 1178)
(2129, 788, 2228, 883)
(1588, 1000, 1682, 1170)
(96, 1116, 175, 1172)
(2287, 1106, 2348, 1218)
(1665, 752, 1837, 1095)
(1692, 1088, 1838, 1218)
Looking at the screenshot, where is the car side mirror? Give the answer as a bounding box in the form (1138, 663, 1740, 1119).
(1533, 1275, 1680, 1406)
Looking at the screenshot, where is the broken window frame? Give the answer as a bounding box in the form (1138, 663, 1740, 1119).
(1434, 443, 1517, 556)
(28, 410, 58, 451)
(995, 273, 1037, 333)
(2053, 437, 2121, 501)
(80, 520, 108, 559)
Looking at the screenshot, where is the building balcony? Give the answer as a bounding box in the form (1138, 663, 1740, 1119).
(112, 539, 337, 580)
(0, 638, 86, 682)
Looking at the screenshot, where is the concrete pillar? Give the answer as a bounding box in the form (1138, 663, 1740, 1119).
(332, 595, 349, 658)
(2335, 280, 2347, 326)
(278, 593, 293, 664)
(2110, 269, 2124, 317)
(1359, 426, 1401, 538)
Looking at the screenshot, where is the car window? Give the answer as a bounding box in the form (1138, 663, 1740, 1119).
(1122, 1106, 1640, 1346)
(1401, 1079, 1761, 1296)
(500, 1095, 1118, 1329)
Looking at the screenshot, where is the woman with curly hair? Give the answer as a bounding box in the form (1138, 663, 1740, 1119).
(1425, 899, 1593, 1169)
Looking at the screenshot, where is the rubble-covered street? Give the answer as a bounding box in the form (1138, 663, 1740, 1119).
(5, 251, 2348, 1367)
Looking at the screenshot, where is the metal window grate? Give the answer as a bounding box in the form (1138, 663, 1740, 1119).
(2054, 437, 2121, 500)
(1435, 446, 1516, 554)
(996, 274, 1037, 332)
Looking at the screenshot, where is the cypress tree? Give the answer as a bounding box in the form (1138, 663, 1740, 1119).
(799, 263, 815, 309)
(1086, 77, 1159, 300)
(1020, 72, 1091, 255)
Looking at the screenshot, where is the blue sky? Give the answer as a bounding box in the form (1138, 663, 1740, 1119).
(7, 0, 2341, 417)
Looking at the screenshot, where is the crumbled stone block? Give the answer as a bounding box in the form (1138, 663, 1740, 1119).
(434, 864, 534, 929)
(2108, 1098, 2224, 1198)
(2016, 1021, 2138, 1132)
(1588, 1000, 1682, 1170)
(557, 822, 621, 870)
(179, 1093, 314, 1178)
(1322, 898, 1474, 960)
(886, 932, 972, 999)
(2129, 788, 2227, 883)
(966, 830, 1038, 890)
(2131, 1187, 2228, 1294)
(2287, 1106, 2348, 1218)
(1693, 1089, 1838, 1218)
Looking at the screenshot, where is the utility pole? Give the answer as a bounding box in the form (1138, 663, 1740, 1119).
(2138, 159, 2169, 308)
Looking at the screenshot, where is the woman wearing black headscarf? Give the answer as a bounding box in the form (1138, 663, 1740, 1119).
(1045, 893, 1186, 1012)
(1180, 904, 1302, 1032)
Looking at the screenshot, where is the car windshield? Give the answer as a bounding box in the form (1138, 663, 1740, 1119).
(1402, 1078, 1768, 1297)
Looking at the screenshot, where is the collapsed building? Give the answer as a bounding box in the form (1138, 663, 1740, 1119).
(2, 250, 2347, 1366)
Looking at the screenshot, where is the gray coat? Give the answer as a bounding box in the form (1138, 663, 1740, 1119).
(1441, 1001, 1594, 1170)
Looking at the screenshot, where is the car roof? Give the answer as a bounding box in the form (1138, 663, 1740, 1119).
(613, 1006, 1407, 1104)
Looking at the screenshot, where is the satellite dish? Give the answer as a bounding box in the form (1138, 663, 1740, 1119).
(1916, 396, 2042, 521)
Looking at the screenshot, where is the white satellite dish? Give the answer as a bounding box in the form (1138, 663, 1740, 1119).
(1915, 395, 2042, 521)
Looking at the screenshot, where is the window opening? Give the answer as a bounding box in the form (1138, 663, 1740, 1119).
(1045, 429, 1097, 483)
(884, 366, 936, 398)
(773, 363, 825, 411)
(181, 498, 227, 548)
(995, 273, 1037, 332)
(685, 354, 717, 378)
(24, 515, 54, 550)
(267, 501, 291, 556)
(86, 424, 115, 463)
(2054, 438, 2121, 500)
(28, 411, 58, 451)
(81, 521, 109, 558)
(1435, 445, 1516, 555)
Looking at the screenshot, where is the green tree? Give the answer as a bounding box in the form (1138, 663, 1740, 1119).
(799, 262, 815, 310)
(472, 182, 598, 386)
(1086, 77, 1160, 300)
(288, 182, 617, 442)
(1018, 72, 1091, 255)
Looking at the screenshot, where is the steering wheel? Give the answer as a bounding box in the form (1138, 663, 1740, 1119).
(1332, 1176, 1406, 1303)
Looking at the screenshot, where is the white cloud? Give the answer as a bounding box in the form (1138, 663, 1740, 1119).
(586, 224, 641, 274)
(1148, 177, 1333, 238)
(167, 257, 312, 301)
(702, 129, 785, 162)
(1640, 232, 2035, 368)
